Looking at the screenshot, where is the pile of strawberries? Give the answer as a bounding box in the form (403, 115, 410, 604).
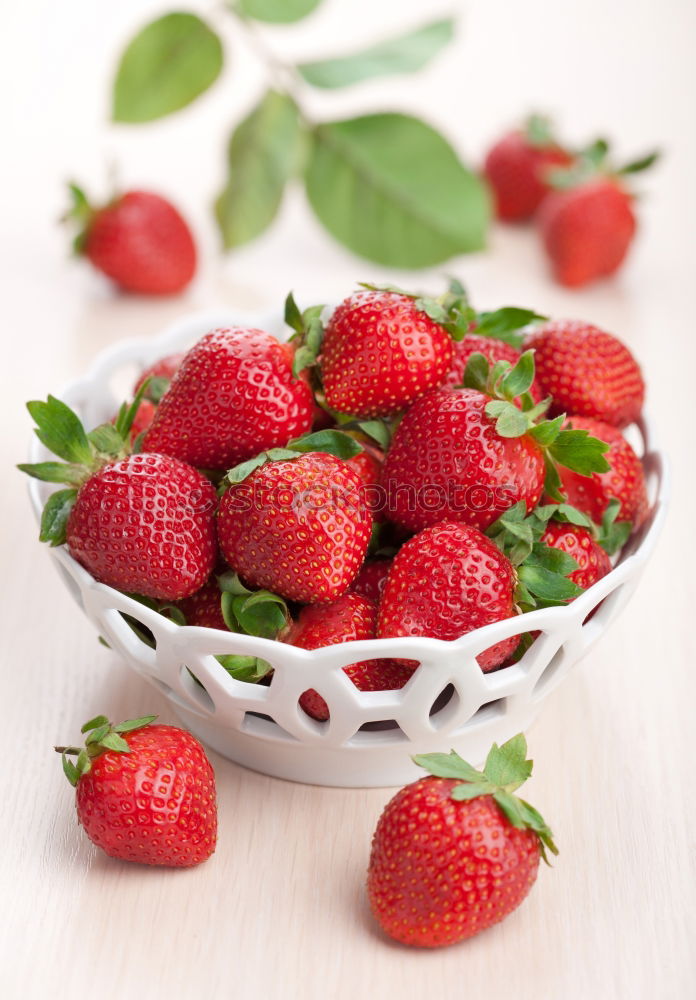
(21, 282, 649, 718)
(483, 115, 658, 287)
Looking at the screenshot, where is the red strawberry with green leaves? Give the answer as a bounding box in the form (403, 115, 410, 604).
(283, 593, 414, 721)
(526, 320, 644, 428)
(541, 520, 611, 590)
(381, 350, 610, 533)
(57, 714, 216, 867)
(538, 143, 659, 287)
(350, 557, 392, 601)
(18, 394, 218, 600)
(555, 416, 649, 529)
(484, 115, 573, 222)
(143, 327, 314, 471)
(65, 184, 197, 295)
(216, 431, 372, 604)
(317, 287, 457, 418)
(367, 733, 557, 947)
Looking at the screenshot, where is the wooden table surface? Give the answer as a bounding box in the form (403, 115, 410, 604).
(2, 1, 694, 997)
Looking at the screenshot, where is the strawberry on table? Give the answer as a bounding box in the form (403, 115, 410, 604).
(216, 432, 372, 604)
(283, 593, 414, 721)
(526, 320, 644, 428)
(57, 714, 216, 867)
(19, 394, 218, 600)
(484, 115, 573, 222)
(143, 327, 314, 470)
(537, 143, 658, 287)
(367, 733, 557, 947)
(65, 183, 197, 295)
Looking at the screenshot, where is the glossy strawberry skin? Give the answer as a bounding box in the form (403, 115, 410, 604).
(484, 130, 572, 222)
(217, 453, 372, 604)
(75, 724, 216, 867)
(321, 291, 454, 418)
(177, 578, 227, 630)
(143, 328, 314, 470)
(382, 388, 546, 533)
(284, 594, 414, 721)
(541, 521, 611, 591)
(134, 352, 186, 394)
(345, 443, 386, 520)
(350, 558, 392, 601)
(84, 192, 196, 295)
(442, 333, 544, 401)
(66, 453, 218, 600)
(526, 320, 644, 428)
(556, 417, 648, 527)
(368, 776, 540, 947)
(377, 522, 518, 672)
(539, 179, 636, 287)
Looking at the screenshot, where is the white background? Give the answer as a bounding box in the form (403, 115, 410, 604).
(2, 1, 695, 997)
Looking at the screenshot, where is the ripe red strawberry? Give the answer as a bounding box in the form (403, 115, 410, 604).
(377, 522, 519, 671)
(442, 333, 543, 401)
(321, 289, 454, 417)
(177, 577, 228, 630)
(382, 387, 546, 532)
(66, 184, 196, 295)
(143, 328, 314, 470)
(541, 520, 611, 591)
(484, 117, 573, 221)
(283, 594, 414, 721)
(350, 558, 392, 601)
(58, 714, 216, 867)
(217, 450, 372, 604)
(555, 417, 649, 528)
(367, 734, 557, 947)
(111, 398, 157, 443)
(19, 395, 218, 600)
(526, 320, 644, 428)
(539, 178, 636, 287)
(134, 351, 186, 398)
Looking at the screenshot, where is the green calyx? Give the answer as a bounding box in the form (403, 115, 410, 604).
(524, 113, 560, 150)
(63, 181, 97, 255)
(462, 351, 610, 490)
(18, 381, 151, 546)
(285, 291, 326, 377)
(413, 733, 558, 863)
(220, 428, 363, 489)
(597, 498, 632, 556)
(55, 713, 157, 786)
(547, 137, 660, 191)
(487, 501, 589, 610)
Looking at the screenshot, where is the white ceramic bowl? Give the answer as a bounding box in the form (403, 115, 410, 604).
(27, 310, 669, 787)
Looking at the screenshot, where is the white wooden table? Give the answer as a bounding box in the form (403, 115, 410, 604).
(2, 1, 694, 997)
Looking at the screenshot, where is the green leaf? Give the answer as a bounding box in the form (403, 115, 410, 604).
(485, 400, 529, 438)
(145, 376, 171, 404)
(526, 542, 579, 577)
(39, 488, 78, 546)
(475, 307, 547, 347)
(449, 781, 494, 801)
(462, 352, 490, 392)
(225, 453, 274, 485)
(412, 750, 485, 783)
(216, 654, 274, 682)
(549, 429, 610, 476)
(17, 462, 84, 486)
(75, 750, 92, 779)
(598, 499, 632, 555)
(81, 715, 109, 734)
(221, 591, 240, 632)
(61, 752, 79, 787)
(26, 396, 92, 464)
(528, 415, 564, 447)
(298, 18, 454, 89)
(238, 0, 322, 24)
(233, 592, 288, 639)
(500, 350, 535, 400)
(492, 789, 527, 828)
(113, 13, 223, 123)
(518, 564, 583, 602)
(357, 420, 390, 451)
(554, 503, 593, 528)
(218, 572, 253, 596)
(618, 150, 660, 175)
(114, 378, 151, 441)
(484, 734, 533, 789)
(84, 724, 111, 746)
(287, 429, 363, 459)
(284, 291, 304, 334)
(88, 423, 126, 456)
(306, 113, 490, 268)
(215, 90, 303, 250)
(113, 716, 157, 734)
(98, 732, 131, 754)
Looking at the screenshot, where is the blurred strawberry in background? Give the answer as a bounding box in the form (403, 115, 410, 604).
(64, 183, 197, 295)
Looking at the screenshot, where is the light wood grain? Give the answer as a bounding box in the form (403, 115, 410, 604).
(2, 1, 695, 997)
